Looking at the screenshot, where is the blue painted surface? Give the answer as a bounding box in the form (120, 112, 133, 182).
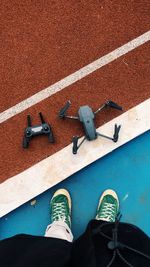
(1, 131, 150, 241)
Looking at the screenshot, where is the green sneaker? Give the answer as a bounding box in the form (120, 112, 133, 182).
(95, 189, 119, 222)
(50, 189, 71, 229)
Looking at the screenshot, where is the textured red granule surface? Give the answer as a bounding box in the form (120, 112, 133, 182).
(0, 0, 149, 112)
(0, 42, 150, 183)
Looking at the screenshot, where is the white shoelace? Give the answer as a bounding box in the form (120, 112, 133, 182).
(52, 203, 70, 224)
(97, 203, 116, 221)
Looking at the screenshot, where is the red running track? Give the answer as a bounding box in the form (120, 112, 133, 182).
(0, 1, 150, 183)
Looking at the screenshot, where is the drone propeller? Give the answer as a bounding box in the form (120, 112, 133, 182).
(106, 101, 122, 111)
(113, 124, 121, 142)
(59, 101, 71, 118)
(72, 136, 79, 154)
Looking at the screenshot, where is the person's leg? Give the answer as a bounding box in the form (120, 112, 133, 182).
(45, 189, 73, 242)
(43, 189, 73, 267)
(70, 189, 120, 267)
(93, 189, 150, 266)
(0, 189, 73, 267)
(71, 190, 150, 267)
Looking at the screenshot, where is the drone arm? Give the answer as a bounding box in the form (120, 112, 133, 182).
(59, 101, 71, 118)
(94, 100, 123, 115)
(59, 101, 79, 120)
(78, 136, 86, 148)
(65, 115, 79, 120)
(94, 104, 106, 115)
(72, 136, 86, 154)
(96, 124, 121, 142)
(96, 132, 114, 141)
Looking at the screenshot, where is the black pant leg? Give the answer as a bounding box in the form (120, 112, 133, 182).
(0, 234, 72, 267)
(71, 220, 150, 267)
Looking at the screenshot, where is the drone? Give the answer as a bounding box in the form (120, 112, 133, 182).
(58, 100, 123, 154)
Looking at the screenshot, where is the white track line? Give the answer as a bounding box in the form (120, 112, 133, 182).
(0, 99, 150, 217)
(0, 30, 150, 124)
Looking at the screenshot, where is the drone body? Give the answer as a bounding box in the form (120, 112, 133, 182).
(78, 106, 96, 140)
(59, 100, 123, 154)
